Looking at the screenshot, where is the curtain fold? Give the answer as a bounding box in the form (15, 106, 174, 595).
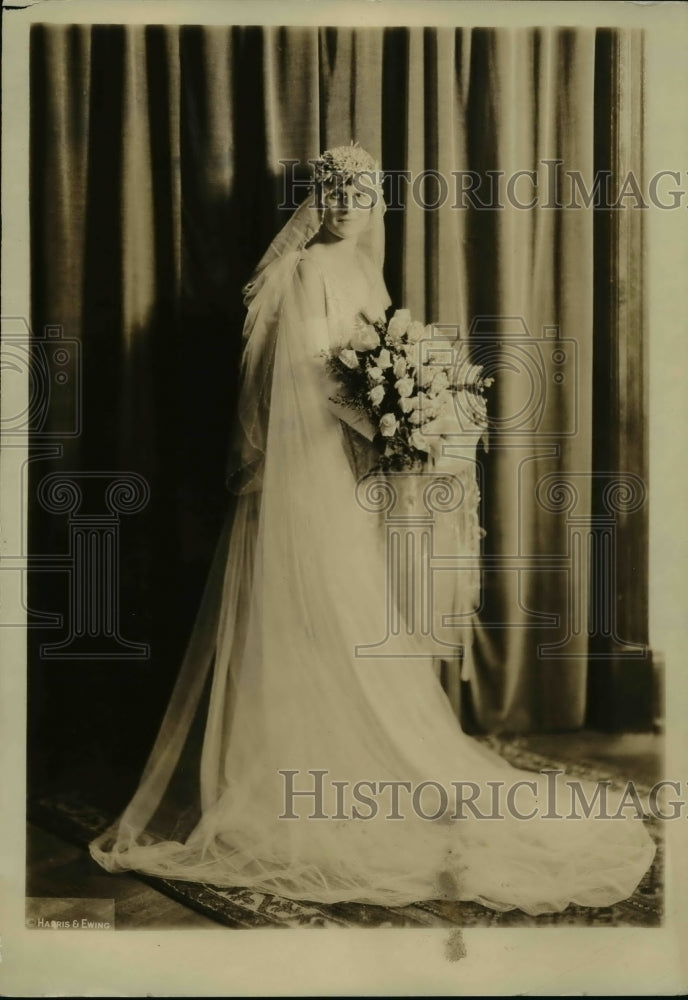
(468, 28, 597, 731)
(29, 24, 647, 764)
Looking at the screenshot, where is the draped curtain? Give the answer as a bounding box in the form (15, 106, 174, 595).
(29, 24, 648, 787)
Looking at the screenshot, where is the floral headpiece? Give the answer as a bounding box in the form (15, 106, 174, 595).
(312, 142, 383, 190)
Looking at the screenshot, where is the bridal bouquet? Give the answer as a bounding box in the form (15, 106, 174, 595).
(323, 308, 494, 473)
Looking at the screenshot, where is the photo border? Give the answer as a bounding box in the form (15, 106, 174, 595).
(1, 1, 687, 995)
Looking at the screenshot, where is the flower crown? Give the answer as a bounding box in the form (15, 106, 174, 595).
(312, 142, 383, 189)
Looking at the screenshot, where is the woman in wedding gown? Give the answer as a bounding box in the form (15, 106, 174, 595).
(90, 145, 655, 915)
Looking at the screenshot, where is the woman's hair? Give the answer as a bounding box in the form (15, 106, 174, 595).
(312, 143, 384, 211)
(312, 143, 380, 185)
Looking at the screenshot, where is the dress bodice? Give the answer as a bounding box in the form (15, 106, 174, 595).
(300, 247, 388, 348)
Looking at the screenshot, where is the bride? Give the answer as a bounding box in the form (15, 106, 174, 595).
(90, 144, 655, 914)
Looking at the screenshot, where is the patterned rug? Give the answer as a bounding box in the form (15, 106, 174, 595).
(28, 737, 663, 929)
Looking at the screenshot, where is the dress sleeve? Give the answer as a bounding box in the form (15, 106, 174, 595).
(287, 256, 377, 443)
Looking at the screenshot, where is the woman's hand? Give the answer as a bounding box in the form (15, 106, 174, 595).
(326, 398, 377, 441)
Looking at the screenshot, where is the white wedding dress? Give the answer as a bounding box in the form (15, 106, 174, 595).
(90, 226, 655, 915)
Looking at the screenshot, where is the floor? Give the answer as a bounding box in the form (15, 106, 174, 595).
(26, 729, 664, 930)
(512, 729, 663, 786)
(26, 823, 221, 930)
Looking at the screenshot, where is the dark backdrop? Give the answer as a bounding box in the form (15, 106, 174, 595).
(27, 23, 651, 811)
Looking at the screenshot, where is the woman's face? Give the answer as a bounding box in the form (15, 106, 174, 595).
(321, 179, 373, 241)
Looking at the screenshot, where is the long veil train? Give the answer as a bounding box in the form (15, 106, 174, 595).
(89, 178, 655, 913)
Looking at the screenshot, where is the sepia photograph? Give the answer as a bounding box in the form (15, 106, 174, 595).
(1, 0, 687, 995)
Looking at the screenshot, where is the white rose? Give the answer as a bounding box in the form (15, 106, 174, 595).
(408, 409, 422, 425)
(367, 366, 384, 383)
(395, 377, 414, 398)
(407, 320, 425, 343)
(351, 323, 380, 352)
(418, 364, 436, 388)
(401, 341, 420, 369)
(434, 388, 452, 413)
(379, 413, 398, 437)
(339, 349, 359, 369)
(393, 356, 407, 378)
(421, 399, 439, 421)
(386, 309, 412, 344)
(423, 412, 457, 439)
(429, 371, 449, 396)
(377, 348, 392, 369)
(399, 395, 419, 414)
(368, 385, 385, 407)
(410, 429, 431, 452)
